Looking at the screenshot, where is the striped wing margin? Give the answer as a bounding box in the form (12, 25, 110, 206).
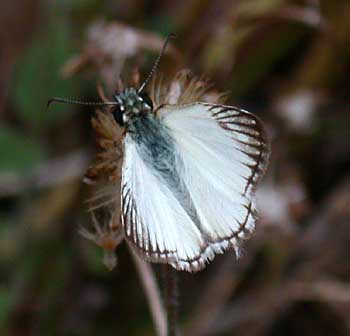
(122, 175, 257, 272)
(206, 103, 270, 196)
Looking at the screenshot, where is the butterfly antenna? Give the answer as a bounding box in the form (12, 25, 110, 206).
(47, 97, 118, 111)
(138, 33, 176, 93)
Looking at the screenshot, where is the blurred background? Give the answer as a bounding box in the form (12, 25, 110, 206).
(0, 0, 349, 335)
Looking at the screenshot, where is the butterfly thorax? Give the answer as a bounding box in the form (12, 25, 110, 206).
(128, 113, 183, 198)
(128, 113, 176, 176)
(127, 113, 202, 228)
(112, 88, 153, 126)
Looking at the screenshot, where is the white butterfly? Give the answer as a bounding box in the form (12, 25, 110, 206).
(49, 35, 270, 272)
(121, 99, 269, 272)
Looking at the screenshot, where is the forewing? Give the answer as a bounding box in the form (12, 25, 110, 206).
(159, 103, 269, 258)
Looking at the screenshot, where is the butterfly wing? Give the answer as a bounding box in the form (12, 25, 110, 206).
(121, 103, 269, 272)
(121, 134, 208, 272)
(160, 103, 270, 253)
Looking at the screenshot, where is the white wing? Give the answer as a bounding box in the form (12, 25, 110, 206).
(121, 103, 269, 272)
(121, 135, 208, 272)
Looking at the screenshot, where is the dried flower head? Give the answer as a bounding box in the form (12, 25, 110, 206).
(80, 211, 123, 270)
(82, 70, 226, 268)
(150, 70, 227, 108)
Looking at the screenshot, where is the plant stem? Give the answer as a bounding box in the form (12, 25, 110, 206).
(163, 265, 180, 336)
(130, 247, 167, 336)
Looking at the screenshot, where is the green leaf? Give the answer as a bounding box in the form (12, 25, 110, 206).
(12, 18, 79, 128)
(231, 25, 305, 97)
(0, 286, 15, 329)
(0, 126, 46, 175)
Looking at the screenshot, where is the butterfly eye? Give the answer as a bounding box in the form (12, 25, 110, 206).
(140, 93, 153, 110)
(111, 105, 124, 126)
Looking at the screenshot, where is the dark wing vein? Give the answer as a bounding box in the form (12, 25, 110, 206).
(206, 103, 270, 196)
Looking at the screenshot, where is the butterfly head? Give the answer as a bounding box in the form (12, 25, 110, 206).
(111, 88, 153, 126)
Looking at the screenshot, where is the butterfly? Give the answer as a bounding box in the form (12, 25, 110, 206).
(48, 34, 270, 272)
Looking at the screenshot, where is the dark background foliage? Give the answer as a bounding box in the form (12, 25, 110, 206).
(0, 1, 349, 335)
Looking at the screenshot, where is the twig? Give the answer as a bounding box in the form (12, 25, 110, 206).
(207, 278, 350, 336)
(0, 150, 90, 196)
(199, 179, 350, 336)
(234, 4, 326, 30)
(129, 247, 167, 336)
(163, 265, 180, 336)
(185, 254, 251, 336)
